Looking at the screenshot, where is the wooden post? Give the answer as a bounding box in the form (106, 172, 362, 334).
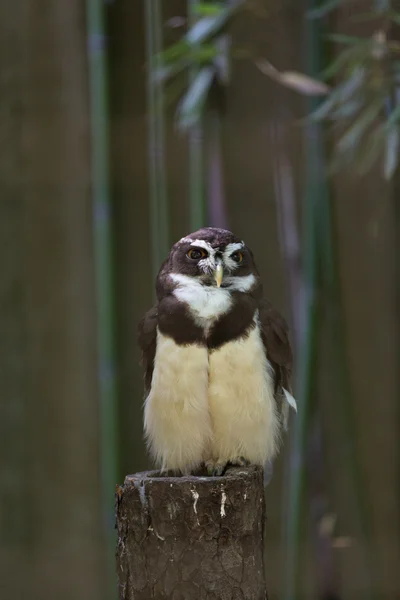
(115, 465, 267, 600)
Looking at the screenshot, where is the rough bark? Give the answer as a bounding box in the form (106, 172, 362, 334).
(116, 465, 267, 600)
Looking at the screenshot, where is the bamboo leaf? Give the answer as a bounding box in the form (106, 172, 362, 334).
(256, 59, 330, 95)
(277, 71, 330, 95)
(384, 126, 400, 179)
(193, 2, 224, 16)
(307, 92, 339, 121)
(186, 0, 244, 46)
(383, 101, 400, 131)
(338, 101, 383, 152)
(330, 98, 363, 119)
(306, 75, 361, 122)
(154, 44, 218, 83)
(389, 11, 400, 25)
(163, 72, 188, 107)
(193, 43, 219, 62)
(356, 132, 383, 174)
(337, 67, 365, 101)
(159, 40, 190, 63)
(325, 67, 365, 119)
(176, 65, 215, 129)
(307, 0, 343, 18)
(320, 46, 357, 79)
(350, 11, 388, 22)
(152, 61, 187, 84)
(165, 16, 186, 28)
(326, 33, 368, 45)
(375, 0, 390, 11)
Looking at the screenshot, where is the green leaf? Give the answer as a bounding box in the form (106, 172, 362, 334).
(307, 0, 343, 18)
(193, 3, 224, 16)
(192, 43, 219, 62)
(320, 46, 357, 79)
(164, 72, 188, 108)
(383, 102, 400, 131)
(350, 11, 385, 22)
(356, 131, 383, 174)
(389, 11, 400, 24)
(338, 101, 383, 152)
(325, 33, 368, 45)
(331, 99, 362, 119)
(186, 0, 243, 46)
(159, 40, 190, 63)
(337, 67, 365, 102)
(375, 0, 390, 12)
(155, 43, 218, 81)
(176, 65, 215, 130)
(306, 71, 364, 122)
(384, 126, 400, 179)
(307, 91, 340, 122)
(152, 61, 187, 84)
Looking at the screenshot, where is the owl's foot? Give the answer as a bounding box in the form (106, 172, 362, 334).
(205, 456, 250, 477)
(229, 456, 250, 467)
(204, 459, 223, 476)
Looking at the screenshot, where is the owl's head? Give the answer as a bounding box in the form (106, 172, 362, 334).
(157, 227, 260, 296)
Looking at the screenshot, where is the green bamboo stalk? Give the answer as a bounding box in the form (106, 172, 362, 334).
(284, 1, 380, 597)
(282, 131, 320, 600)
(188, 0, 207, 231)
(85, 1, 119, 598)
(145, 0, 170, 285)
(318, 155, 377, 600)
(317, 5, 378, 598)
(282, 1, 324, 597)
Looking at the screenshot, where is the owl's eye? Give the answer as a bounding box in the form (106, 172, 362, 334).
(231, 251, 243, 264)
(187, 248, 207, 260)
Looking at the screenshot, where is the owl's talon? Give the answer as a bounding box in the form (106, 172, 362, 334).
(204, 460, 216, 476)
(229, 456, 250, 467)
(204, 460, 227, 476)
(212, 464, 226, 477)
(205, 457, 251, 477)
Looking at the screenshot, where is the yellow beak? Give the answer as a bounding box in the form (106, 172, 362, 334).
(214, 262, 223, 288)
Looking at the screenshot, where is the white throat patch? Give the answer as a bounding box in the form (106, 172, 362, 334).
(170, 273, 232, 323)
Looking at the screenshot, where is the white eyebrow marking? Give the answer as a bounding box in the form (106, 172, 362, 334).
(223, 242, 245, 271)
(189, 239, 215, 256)
(224, 242, 244, 255)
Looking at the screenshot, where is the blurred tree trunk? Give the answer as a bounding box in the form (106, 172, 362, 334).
(0, 2, 106, 600)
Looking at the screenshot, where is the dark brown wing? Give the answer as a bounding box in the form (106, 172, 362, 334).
(138, 305, 158, 397)
(258, 299, 293, 395)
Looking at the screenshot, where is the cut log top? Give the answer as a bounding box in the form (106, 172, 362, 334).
(116, 465, 267, 600)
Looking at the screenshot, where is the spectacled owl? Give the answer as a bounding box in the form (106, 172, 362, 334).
(138, 227, 295, 478)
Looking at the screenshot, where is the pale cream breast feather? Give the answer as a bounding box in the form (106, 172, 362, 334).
(144, 316, 279, 472)
(207, 319, 279, 465)
(143, 329, 211, 473)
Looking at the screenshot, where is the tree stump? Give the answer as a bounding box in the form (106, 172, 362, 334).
(115, 465, 267, 600)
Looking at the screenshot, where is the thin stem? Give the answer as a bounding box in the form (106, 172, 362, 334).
(145, 0, 169, 287)
(86, 1, 119, 598)
(282, 128, 320, 599)
(283, 1, 326, 596)
(206, 108, 228, 228)
(188, 0, 206, 231)
(318, 164, 377, 600)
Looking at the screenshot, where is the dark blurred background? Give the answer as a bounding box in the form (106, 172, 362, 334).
(1, 1, 399, 599)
